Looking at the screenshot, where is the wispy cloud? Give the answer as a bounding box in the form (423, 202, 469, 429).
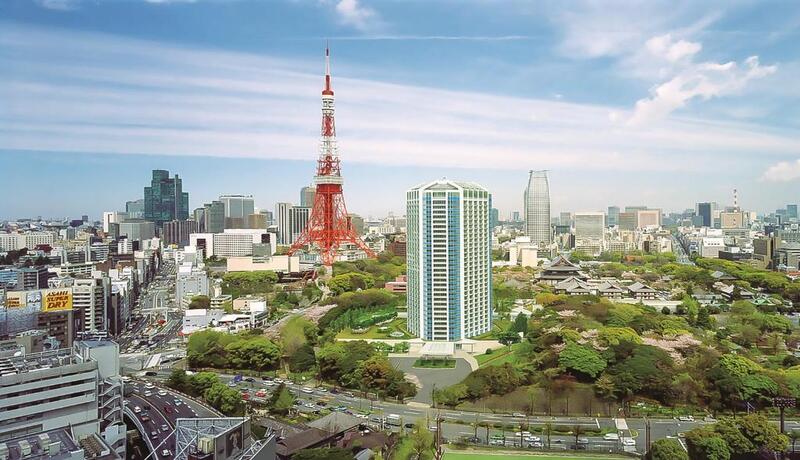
(1, 23, 798, 176)
(761, 159, 800, 182)
(329, 35, 540, 41)
(34, 0, 79, 11)
(333, 0, 381, 33)
(628, 56, 776, 126)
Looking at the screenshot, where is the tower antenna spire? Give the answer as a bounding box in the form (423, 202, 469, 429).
(323, 41, 332, 95)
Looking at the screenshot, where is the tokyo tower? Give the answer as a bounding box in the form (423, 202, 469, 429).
(288, 46, 375, 266)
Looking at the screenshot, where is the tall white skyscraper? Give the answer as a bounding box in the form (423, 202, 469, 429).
(407, 179, 492, 341)
(289, 206, 311, 243)
(524, 170, 551, 247)
(275, 202, 292, 245)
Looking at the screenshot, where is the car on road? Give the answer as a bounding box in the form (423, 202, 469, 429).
(301, 387, 313, 394)
(158, 390, 167, 396)
(244, 377, 255, 383)
(404, 423, 415, 429)
(678, 415, 695, 422)
(145, 382, 155, 389)
(144, 391, 152, 397)
(524, 436, 541, 443)
(512, 412, 525, 418)
(529, 441, 543, 448)
(622, 438, 636, 446)
(162, 449, 172, 457)
(227, 382, 237, 388)
(134, 406, 142, 413)
(150, 430, 158, 439)
(489, 439, 504, 446)
(514, 431, 531, 437)
(603, 433, 620, 441)
(161, 424, 169, 432)
(577, 438, 589, 445)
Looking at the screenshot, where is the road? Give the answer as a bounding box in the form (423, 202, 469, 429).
(143, 372, 755, 455)
(126, 379, 221, 459)
(671, 234, 694, 265)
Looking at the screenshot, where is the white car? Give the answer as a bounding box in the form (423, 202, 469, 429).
(524, 436, 541, 443)
(145, 383, 155, 389)
(678, 415, 694, 422)
(134, 406, 142, 413)
(514, 431, 531, 437)
(158, 390, 167, 396)
(144, 391, 152, 397)
(603, 433, 620, 441)
(622, 438, 636, 446)
(301, 387, 314, 394)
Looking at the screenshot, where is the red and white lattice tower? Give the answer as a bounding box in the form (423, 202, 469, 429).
(288, 46, 375, 265)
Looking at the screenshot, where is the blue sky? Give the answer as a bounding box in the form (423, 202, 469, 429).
(1, 0, 799, 220)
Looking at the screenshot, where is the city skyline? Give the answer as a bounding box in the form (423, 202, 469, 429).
(2, 1, 800, 218)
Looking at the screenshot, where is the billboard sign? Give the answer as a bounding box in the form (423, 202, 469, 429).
(223, 425, 244, 458)
(43, 289, 73, 312)
(26, 291, 42, 309)
(4, 291, 26, 309)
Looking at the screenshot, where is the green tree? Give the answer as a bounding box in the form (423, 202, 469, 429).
(648, 438, 688, 460)
(187, 372, 220, 397)
(686, 429, 730, 460)
(187, 295, 211, 309)
(410, 420, 433, 460)
(166, 369, 189, 393)
(512, 312, 529, 334)
(288, 344, 317, 373)
(268, 383, 295, 415)
(558, 342, 606, 379)
(203, 382, 245, 416)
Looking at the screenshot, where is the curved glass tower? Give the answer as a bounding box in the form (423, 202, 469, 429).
(524, 170, 551, 247)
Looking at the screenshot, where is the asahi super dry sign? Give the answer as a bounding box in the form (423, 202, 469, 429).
(42, 288, 73, 312)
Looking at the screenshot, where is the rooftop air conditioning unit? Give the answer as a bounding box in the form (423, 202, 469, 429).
(18, 440, 31, 457)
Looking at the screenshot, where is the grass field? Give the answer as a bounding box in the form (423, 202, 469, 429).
(336, 318, 413, 339)
(443, 453, 628, 460)
(476, 343, 523, 367)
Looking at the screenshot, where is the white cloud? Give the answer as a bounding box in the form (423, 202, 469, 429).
(1, 24, 798, 176)
(334, 0, 380, 32)
(645, 34, 701, 62)
(35, 0, 79, 10)
(628, 56, 776, 126)
(761, 159, 800, 182)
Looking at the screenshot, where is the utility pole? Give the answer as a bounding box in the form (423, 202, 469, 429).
(434, 413, 443, 460)
(645, 417, 651, 453)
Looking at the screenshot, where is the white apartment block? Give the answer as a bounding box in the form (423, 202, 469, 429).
(0, 232, 55, 251)
(176, 265, 209, 304)
(407, 179, 492, 341)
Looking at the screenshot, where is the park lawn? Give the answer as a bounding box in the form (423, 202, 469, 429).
(473, 318, 511, 340)
(443, 452, 629, 460)
(477, 343, 523, 367)
(281, 315, 312, 346)
(336, 318, 414, 340)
